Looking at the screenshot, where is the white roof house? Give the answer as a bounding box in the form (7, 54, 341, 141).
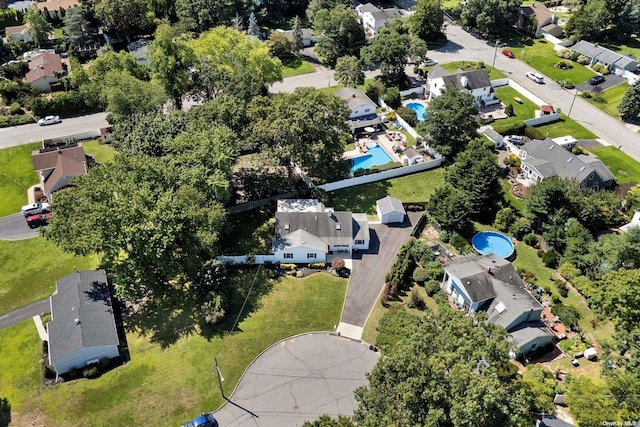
(376, 196, 405, 224)
(355, 3, 401, 34)
(272, 199, 370, 263)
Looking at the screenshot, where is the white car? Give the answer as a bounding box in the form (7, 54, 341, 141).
(38, 115, 61, 126)
(526, 71, 544, 83)
(421, 59, 438, 67)
(21, 202, 50, 217)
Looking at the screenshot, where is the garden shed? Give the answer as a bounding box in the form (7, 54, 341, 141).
(584, 347, 598, 361)
(376, 196, 406, 224)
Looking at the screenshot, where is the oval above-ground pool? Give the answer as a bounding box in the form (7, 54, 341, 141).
(472, 231, 515, 259)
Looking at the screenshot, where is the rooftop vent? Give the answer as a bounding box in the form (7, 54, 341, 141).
(74, 318, 81, 325)
(336, 224, 341, 230)
(495, 302, 507, 314)
(284, 224, 290, 230)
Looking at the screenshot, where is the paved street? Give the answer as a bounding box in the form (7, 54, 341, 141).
(0, 213, 40, 240)
(215, 333, 379, 427)
(0, 112, 108, 149)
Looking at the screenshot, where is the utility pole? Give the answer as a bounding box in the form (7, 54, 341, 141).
(214, 358, 225, 398)
(492, 40, 500, 68)
(567, 89, 578, 118)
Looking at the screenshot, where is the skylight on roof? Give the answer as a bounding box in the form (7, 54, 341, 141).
(567, 157, 573, 163)
(495, 302, 507, 314)
(580, 166, 586, 171)
(549, 145, 554, 150)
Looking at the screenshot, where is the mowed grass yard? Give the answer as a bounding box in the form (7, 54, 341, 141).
(589, 145, 640, 184)
(0, 237, 98, 315)
(329, 168, 445, 216)
(510, 40, 597, 84)
(0, 142, 40, 217)
(440, 61, 507, 80)
(281, 58, 316, 78)
(83, 139, 116, 164)
(1, 272, 347, 426)
(584, 83, 629, 118)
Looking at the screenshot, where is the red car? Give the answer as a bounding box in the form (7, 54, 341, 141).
(26, 212, 52, 228)
(502, 49, 515, 58)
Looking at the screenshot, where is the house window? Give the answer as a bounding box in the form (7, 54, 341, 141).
(364, 108, 371, 113)
(307, 253, 317, 259)
(284, 253, 293, 259)
(355, 240, 365, 245)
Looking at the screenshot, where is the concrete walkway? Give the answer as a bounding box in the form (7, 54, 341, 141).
(32, 315, 48, 340)
(0, 298, 49, 331)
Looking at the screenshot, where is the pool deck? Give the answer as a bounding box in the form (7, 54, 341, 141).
(343, 132, 402, 164)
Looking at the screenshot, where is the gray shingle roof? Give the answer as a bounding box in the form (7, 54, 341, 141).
(441, 69, 491, 91)
(427, 65, 451, 79)
(522, 138, 614, 184)
(572, 40, 639, 69)
(509, 321, 554, 348)
(483, 127, 503, 143)
(335, 88, 376, 110)
(537, 414, 576, 427)
(48, 270, 119, 366)
(353, 213, 371, 241)
(376, 196, 405, 216)
(357, 2, 380, 13)
(275, 211, 354, 247)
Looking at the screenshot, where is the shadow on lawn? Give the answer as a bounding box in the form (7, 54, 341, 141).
(328, 180, 392, 215)
(123, 267, 277, 348)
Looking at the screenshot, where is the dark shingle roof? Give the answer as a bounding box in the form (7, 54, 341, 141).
(537, 414, 575, 427)
(48, 270, 119, 366)
(441, 69, 491, 91)
(275, 211, 354, 246)
(572, 40, 639, 69)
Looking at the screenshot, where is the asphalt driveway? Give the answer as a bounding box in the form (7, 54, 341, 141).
(576, 74, 627, 93)
(214, 333, 380, 426)
(0, 213, 40, 240)
(339, 211, 422, 332)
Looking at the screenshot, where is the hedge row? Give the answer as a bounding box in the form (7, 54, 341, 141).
(30, 92, 101, 118)
(0, 114, 36, 128)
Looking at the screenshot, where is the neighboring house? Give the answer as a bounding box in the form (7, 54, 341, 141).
(23, 49, 56, 61)
(32, 143, 88, 198)
(335, 87, 381, 132)
(517, 138, 615, 188)
(47, 269, 120, 376)
(401, 147, 422, 166)
(571, 40, 640, 83)
(25, 52, 63, 92)
(427, 66, 497, 107)
(536, 414, 575, 427)
(127, 39, 150, 66)
(376, 196, 405, 224)
(5, 24, 33, 43)
(518, 3, 562, 37)
(482, 127, 504, 149)
(273, 199, 370, 263)
(620, 209, 640, 233)
(441, 254, 554, 354)
(275, 28, 315, 47)
(355, 2, 401, 35)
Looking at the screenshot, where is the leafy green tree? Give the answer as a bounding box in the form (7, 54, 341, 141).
(94, 0, 151, 38)
(618, 81, 640, 120)
(407, 36, 428, 65)
(148, 0, 176, 20)
(102, 70, 167, 123)
(174, 0, 240, 32)
(302, 415, 356, 427)
(521, 365, 556, 414)
(354, 309, 534, 426)
(493, 207, 517, 232)
(408, 0, 443, 41)
(360, 21, 413, 86)
(248, 87, 351, 182)
(147, 24, 195, 110)
(563, 218, 594, 270)
(112, 109, 189, 156)
(524, 177, 580, 231)
(63, 6, 93, 37)
(268, 31, 295, 60)
(188, 27, 282, 102)
(383, 86, 401, 109)
(187, 95, 250, 139)
(333, 55, 364, 87)
(461, 0, 521, 36)
(417, 88, 478, 159)
(445, 139, 502, 221)
(306, 0, 349, 22)
(625, 182, 640, 211)
(592, 228, 640, 277)
(313, 6, 365, 67)
(603, 0, 640, 41)
(24, 5, 52, 47)
(565, 0, 607, 41)
(566, 376, 619, 427)
(426, 184, 473, 234)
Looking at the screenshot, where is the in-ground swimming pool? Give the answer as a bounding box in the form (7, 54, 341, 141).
(406, 102, 427, 121)
(471, 231, 515, 259)
(351, 145, 393, 172)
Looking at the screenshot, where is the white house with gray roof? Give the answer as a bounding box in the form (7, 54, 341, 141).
(518, 138, 615, 188)
(273, 199, 369, 263)
(441, 254, 554, 354)
(355, 2, 401, 34)
(47, 270, 120, 375)
(571, 40, 639, 83)
(427, 67, 497, 107)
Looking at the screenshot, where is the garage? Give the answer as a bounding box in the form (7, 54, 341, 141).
(376, 196, 406, 224)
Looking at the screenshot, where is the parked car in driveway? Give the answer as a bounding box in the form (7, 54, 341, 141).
(588, 75, 605, 85)
(21, 202, 50, 217)
(421, 58, 438, 66)
(502, 49, 515, 58)
(26, 212, 52, 228)
(526, 72, 544, 83)
(38, 115, 61, 126)
(182, 413, 218, 427)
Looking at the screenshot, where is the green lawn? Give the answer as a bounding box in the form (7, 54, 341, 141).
(501, 179, 525, 215)
(440, 61, 507, 80)
(318, 78, 376, 95)
(589, 146, 640, 184)
(510, 40, 597, 84)
(83, 139, 116, 164)
(583, 83, 629, 118)
(0, 142, 40, 218)
(0, 237, 98, 315)
(329, 168, 445, 216)
(536, 115, 598, 139)
(281, 58, 316, 78)
(1, 273, 347, 426)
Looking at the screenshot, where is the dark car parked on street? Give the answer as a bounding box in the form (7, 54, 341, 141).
(588, 75, 605, 85)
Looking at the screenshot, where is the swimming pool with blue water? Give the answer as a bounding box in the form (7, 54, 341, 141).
(406, 102, 427, 121)
(351, 145, 393, 172)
